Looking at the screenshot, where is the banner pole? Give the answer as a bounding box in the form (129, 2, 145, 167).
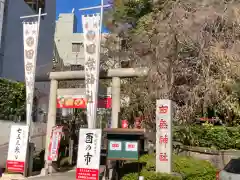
(20, 8, 47, 176)
(79, 2, 110, 129)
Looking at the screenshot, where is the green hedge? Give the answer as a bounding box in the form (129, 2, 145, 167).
(173, 155, 216, 180)
(122, 171, 181, 180)
(122, 154, 216, 180)
(173, 124, 240, 150)
(0, 78, 26, 120)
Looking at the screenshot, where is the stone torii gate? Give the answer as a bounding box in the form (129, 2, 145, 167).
(40, 67, 148, 174)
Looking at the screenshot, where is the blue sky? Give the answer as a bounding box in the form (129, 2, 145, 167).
(56, 0, 111, 33)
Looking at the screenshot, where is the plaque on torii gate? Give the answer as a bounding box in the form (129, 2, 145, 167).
(56, 88, 112, 109)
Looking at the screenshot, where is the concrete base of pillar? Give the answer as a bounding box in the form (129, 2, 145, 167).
(40, 168, 48, 176)
(107, 160, 116, 180)
(1, 173, 25, 180)
(40, 162, 57, 176)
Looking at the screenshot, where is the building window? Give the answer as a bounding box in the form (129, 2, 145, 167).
(24, 0, 45, 13)
(121, 61, 130, 68)
(72, 43, 83, 53)
(121, 39, 127, 51)
(70, 65, 84, 71)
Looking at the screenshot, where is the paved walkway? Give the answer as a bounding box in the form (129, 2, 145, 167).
(28, 171, 76, 180)
(26, 166, 105, 180)
(1, 171, 76, 180)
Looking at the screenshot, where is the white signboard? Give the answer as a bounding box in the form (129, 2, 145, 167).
(109, 141, 122, 151)
(82, 14, 101, 128)
(125, 142, 138, 152)
(156, 99, 172, 173)
(76, 128, 102, 180)
(7, 125, 29, 173)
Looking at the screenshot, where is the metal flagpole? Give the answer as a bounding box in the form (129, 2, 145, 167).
(20, 8, 47, 176)
(80, 2, 110, 129)
(99, 0, 104, 38)
(99, 0, 104, 129)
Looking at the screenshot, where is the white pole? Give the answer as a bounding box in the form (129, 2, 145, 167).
(20, 13, 47, 19)
(99, 0, 104, 34)
(79, 3, 110, 128)
(20, 8, 47, 176)
(79, 4, 110, 11)
(31, 8, 41, 137)
(37, 8, 42, 39)
(96, 0, 104, 129)
(27, 8, 42, 141)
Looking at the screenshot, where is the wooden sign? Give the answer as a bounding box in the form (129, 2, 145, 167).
(107, 140, 139, 160)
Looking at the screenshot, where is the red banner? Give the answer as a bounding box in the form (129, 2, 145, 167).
(6, 160, 25, 173)
(57, 96, 111, 109)
(121, 120, 128, 128)
(48, 126, 63, 161)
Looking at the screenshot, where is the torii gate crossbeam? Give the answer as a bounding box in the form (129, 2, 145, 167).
(36, 68, 149, 81)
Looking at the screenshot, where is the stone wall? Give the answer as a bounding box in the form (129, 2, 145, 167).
(0, 120, 46, 146)
(174, 144, 240, 169)
(146, 131, 240, 169)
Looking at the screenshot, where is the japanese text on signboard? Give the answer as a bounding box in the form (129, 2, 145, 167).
(14, 128, 22, 160)
(156, 100, 172, 173)
(158, 106, 169, 162)
(84, 133, 93, 165)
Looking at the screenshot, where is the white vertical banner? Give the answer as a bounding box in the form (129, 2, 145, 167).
(156, 99, 172, 174)
(82, 14, 101, 128)
(23, 22, 39, 133)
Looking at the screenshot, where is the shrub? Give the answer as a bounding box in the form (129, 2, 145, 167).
(0, 78, 26, 120)
(173, 155, 216, 180)
(139, 153, 155, 171)
(126, 154, 217, 180)
(173, 124, 240, 150)
(122, 171, 181, 180)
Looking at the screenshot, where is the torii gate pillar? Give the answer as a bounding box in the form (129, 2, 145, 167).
(111, 77, 121, 128)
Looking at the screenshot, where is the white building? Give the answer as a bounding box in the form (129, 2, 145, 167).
(55, 13, 84, 66)
(55, 13, 109, 67)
